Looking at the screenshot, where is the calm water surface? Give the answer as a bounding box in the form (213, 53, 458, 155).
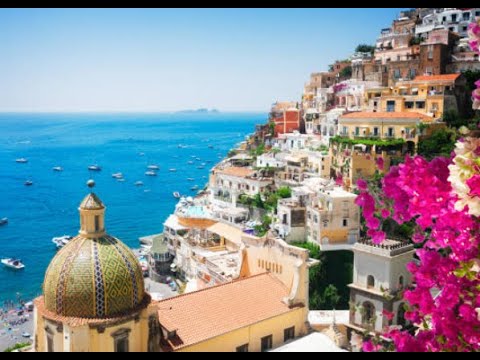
(0, 112, 264, 303)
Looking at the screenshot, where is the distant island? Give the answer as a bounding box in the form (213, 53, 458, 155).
(176, 108, 219, 114)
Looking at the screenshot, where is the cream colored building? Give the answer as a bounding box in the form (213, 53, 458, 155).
(347, 239, 414, 337)
(306, 185, 360, 250)
(338, 111, 437, 146)
(34, 185, 161, 352)
(210, 166, 273, 207)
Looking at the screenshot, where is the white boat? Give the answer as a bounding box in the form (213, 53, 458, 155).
(187, 161, 194, 165)
(0, 218, 8, 226)
(15, 158, 28, 163)
(147, 165, 160, 170)
(117, 178, 125, 182)
(135, 181, 144, 186)
(138, 152, 145, 156)
(169, 168, 177, 172)
(187, 178, 195, 181)
(191, 185, 199, 191)
(145, 171, 157, 176)
(24, 180, 33, 186)
(1, 258, 25, 270)
(52, 235, 73, 249)
(88, 165, 101, 171)
(52, 166, 63, 172)
(112, 172, 123, 179)
(197, 166, 205, 169)
(144, 189, 151, 193)
(173, 192, 181, 199)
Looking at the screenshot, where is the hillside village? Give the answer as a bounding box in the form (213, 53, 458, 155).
(136, 8, 480, 352)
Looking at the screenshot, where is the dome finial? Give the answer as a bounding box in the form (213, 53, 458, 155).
(87, 179, 95, 189)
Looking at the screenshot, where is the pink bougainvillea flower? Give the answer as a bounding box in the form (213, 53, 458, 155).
(362, 340, 382, 352)
(356, 148, 480, 352)
(376, 156, 384, 170)
(383, 309, 395, 321)
(466, 174, 480, 197)
(381, 209, 390, 219)
(357, 178, 368, 190)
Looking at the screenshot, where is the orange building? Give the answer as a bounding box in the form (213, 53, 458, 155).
(272, 109, 302, 137)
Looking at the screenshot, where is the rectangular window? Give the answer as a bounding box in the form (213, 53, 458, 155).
(342, 126, 347, 136)
(373, 127, 379, 136)
(355, 127, 360, 136)
(415, 101, 425, 109)
(386, 100, 395, 112)
(284, 327, 295, 342)
(115, 337, 129, 353)
(47, 334, 54, 353)
(388, 127, 394, 137)
(463, 12, 470, 21)
(261, 335, 273, 352)
(343, 219, 348, 227)
(425, 66, 433, 75)
(393, 69, 400, 79)
(95, 215, 100, 232)
(236, 344, 249, 352)
(405, 101, 414, 109)
(451, 14, 457, 22)
(409, 68, 416, 79)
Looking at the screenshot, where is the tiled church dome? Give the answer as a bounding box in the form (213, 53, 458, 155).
(43, 189, 145, 318)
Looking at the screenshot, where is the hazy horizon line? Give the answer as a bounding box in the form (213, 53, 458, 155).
(0, 109, 269, 114)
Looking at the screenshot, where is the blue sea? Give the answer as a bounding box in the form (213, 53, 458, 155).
(0, 112, 264, 304)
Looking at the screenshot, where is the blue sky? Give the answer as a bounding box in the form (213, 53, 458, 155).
(0, 8, 404, 112)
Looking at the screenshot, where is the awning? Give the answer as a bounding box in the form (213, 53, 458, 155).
(207, 222, 244, 245)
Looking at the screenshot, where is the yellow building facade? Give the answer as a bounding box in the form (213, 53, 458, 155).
(365, 74, 465, 119)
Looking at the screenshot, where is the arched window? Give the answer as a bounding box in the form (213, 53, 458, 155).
(397, 302, 407, 328)
(362, 301, 376, 326)
(367, 275, 375, 289)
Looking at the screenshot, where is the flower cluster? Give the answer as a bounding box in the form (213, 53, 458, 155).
(468, 18, 480, 55)
(468, 19, 480, 110)
(356, 150, 480, 352)
(473, 79, 480, 110)
(449, 136, 480, 216)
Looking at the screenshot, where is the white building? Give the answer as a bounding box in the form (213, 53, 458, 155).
(273, 131, 322, 152)
(256, 152, 286, 169)
(320, 108, 345, 146)
(210, 166, 273, 207)
(347, 239, 414, 335)
(416, 8, 480, 39)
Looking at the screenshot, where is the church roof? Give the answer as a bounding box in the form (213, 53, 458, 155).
(79, 193, 105, 210)
(43, 234, 146, 319)
(158, 273, 302, 351)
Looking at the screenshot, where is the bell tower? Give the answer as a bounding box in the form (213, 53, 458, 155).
(346, 238, 414, 347)
(78, 180, 106, 238)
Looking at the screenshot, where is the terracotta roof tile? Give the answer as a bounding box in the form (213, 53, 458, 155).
(413, 74, 460, 82)
(217, 167, 255, 178)
(157, 273, 300, 351)
(341, 111, 432, 120)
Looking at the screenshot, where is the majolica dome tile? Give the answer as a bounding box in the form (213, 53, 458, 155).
(43, 235, 145, 318)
